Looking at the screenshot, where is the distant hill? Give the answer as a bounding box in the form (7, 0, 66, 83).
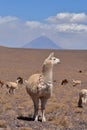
(22, 36, 61, 49)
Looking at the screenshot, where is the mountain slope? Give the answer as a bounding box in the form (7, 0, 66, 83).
(23, 36, 61, 49)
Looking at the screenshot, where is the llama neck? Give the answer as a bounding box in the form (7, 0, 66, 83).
(42, 64, 53, 84)
(16, 80, 20, 87)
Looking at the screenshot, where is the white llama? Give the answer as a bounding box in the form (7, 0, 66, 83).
(73, 80, 81, 86)
(25, 52, 60, 122)
(78, 89, 87, 108)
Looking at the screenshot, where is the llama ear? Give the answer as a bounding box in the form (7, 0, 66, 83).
(24, 80, 28, 85)
(44, 52, 54, 64)
(47, 52, 54, 59)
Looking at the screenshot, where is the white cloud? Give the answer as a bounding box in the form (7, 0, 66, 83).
(25, 21, 42, 28)
(46, 13, 87, 23)
(71, 13, 87, 23)
(0, 16, 18, 24)
(25, 21, 50, 30)
(0, 13, 87, 49)
(55, 23, 87, 32)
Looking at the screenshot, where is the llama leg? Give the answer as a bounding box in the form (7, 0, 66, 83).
(78, 95, 83, 108)
(82, 96, 87, 104)
(9, 88, 11, 94)
(41, 98, 47, 122)
(32, 98, 39, 121)
(12, 88, 15, 94)
(10, 88, 13, 94)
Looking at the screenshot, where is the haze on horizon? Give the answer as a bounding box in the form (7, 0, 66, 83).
(0, 0, 87, 50)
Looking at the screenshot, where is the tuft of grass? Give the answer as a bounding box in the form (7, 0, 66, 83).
(0, 120, 7, 128)
(58, 116, 72, 128)
(74, 107, 84, 114)
(46, 102, 60, 114)
(80, 114, 87, 123)
(50, 115, 72, 129)
(20, 127, 33, 130)
(3, 102, 12, 111)
(6, 110, 16, 118)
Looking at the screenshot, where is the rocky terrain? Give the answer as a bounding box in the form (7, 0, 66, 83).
(0, 46, 87, 130)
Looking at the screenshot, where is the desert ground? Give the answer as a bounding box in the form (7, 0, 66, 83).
(0, 46, 87, 130)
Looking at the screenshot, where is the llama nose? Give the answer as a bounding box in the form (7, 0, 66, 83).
(58, 59, 60, 63)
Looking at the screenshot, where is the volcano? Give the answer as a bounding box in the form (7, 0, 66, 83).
(23, 36, 61, 49)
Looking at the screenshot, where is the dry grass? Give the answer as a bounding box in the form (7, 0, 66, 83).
(0, 48, 87, 130)
(0, 81, 85, 130)
(0, 120, 7, 128)
(20, 127, 33, 130)
(48, 114, 73, 129)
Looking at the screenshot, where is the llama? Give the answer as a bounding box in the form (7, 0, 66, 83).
(61, 79, 68, 85)
(72, 80, 81, 86)
(0, 80, 4, 87)
(25, 52, 60, 122)
(78, 89, 87, 108)
(5, 77, 23, 94)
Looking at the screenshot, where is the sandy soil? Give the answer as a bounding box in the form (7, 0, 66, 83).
(0, 46, 87, 130)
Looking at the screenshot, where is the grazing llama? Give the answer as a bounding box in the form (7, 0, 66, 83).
(5, 77, 23, 94)
(25, 52, 60, 122)
(78, 89, 87, 108)
(61, 79, 68, 85)
(0, 80, 4, 87)
(72, 80, 81, 86)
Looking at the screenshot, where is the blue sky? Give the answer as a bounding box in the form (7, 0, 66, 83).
(0, 0, 87, 49)
(0, 0, 87, 21)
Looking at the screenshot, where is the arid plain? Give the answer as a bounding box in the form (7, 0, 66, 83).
(0, 46, 87, 130)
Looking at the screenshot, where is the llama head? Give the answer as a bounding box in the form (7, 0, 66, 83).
(44, 52, 60, 65)
(16, 77, 23, 84)
(42, 52, 60, 73)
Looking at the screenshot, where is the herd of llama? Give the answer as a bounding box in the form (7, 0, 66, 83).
(0, 52, 87, 122)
